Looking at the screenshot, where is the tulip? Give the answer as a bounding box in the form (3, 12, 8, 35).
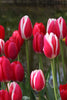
(55, 17, 67, 39)
(8, 82, 22, 100)
(30, 69, 45, 91)
(4, 40, 18, 59)
(0, 90, 11, 100)
(43, 32, 60, 59)
(0, 39, 5, 55)
(0, 25, 5, 40)
(18, 15, 33, 40)
(11, 61, 24, 81)
(11, 30, 24, 51)
(0, 56, 13, 81)
(33, 22, 46, 36)
(43, 32, 60, 100)
(46, 18, 56, 34)
(19, 15, 32, 99)
(59, 84, 67, 100)
(33, 33, 44, 53)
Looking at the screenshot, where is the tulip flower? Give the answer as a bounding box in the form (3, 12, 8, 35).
(55, 17, 67, 39)
(43, 32, 60, 59)
(59, 84, 67, 100)
(4, 40, 18, 59)
(30, 69, 45, 91)
(18, 15, 33, 40)
(11, 61, 24, 81)
(0, 90, 11, 100)
(0, 25, 5, 40)
(46, 18, 56, 34)
(11, 30, 24, 51)
(18, 15, 33, 99)
(8, 82, 22, 100)
(43, 32, 60, 100)
(33, 32, 44, 53)
(55, 17, 67, 83)
(0, 39, 5, 55)
(0, 56, 13, 81)
(33, 22, 46, 36)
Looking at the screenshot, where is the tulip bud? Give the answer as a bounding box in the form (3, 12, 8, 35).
(46, 18, 56, 34)
(11, 61, 24, 81)
(0, 39, 5, 55)
(33, 33, 44, 53)
(4, 40, 18, 59)
(0, 25, 5, 40)
(33, 22, 46, 36)
(30, 69, 45, 91)
(18, 15, 33, 40)
(43, 32, 60, 59)
(59, 84, 67, 100)
(8, 82, 22, 100)
(0, 90, 11, 100)
(55, 17, 67, 39)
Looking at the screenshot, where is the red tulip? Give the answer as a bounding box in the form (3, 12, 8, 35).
(12, 30, 24, 51)
(33, 22, 46, 36)
(18, 15, 33, 40)
(11, 61, 24, 81)
(55, 17, 67, 39)
(30, 69, 45, 91)
(43, 32, 60, 59)
(59, 84, 67, 100)
(0, 25, 5, 40)
(8, 82, 22, 100)
(0, 90, 11, 100)
(33, 33, 44, 53)
(0, 39, 5, 55)
(0, 56, 13, 81)
(4, 40, 18, 59)
(46, 18, 56, 34)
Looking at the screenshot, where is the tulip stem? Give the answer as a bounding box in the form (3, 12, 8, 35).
(60, 40, 66, 83)
(5, 82, 8, 91)
(39, 54, 43, 71)
(25, 40, 30, 76)
(18, 54, 19, 61)
(51, 59, 58, 100)
(25, 40, 31, 97)
(57, 56, 61, 84)
(39, 91, 41, 100)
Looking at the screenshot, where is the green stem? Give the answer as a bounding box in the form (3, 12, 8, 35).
(57, 56, 61, 84)
(39, 54, 43, 71)
(60, 40, 66, 83)
(39, 91, 41, 100)
(51, 59, 58, 100)
(25, 40, 30, 77)
(18, 54, 19, 61)
(25, 40, 31, 98)
(5, 82, 8, 91)
(54, 58, 57, 85)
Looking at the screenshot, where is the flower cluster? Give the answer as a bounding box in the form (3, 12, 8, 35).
(4, 30, 24, 59)
(0, 15, 67, 100)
